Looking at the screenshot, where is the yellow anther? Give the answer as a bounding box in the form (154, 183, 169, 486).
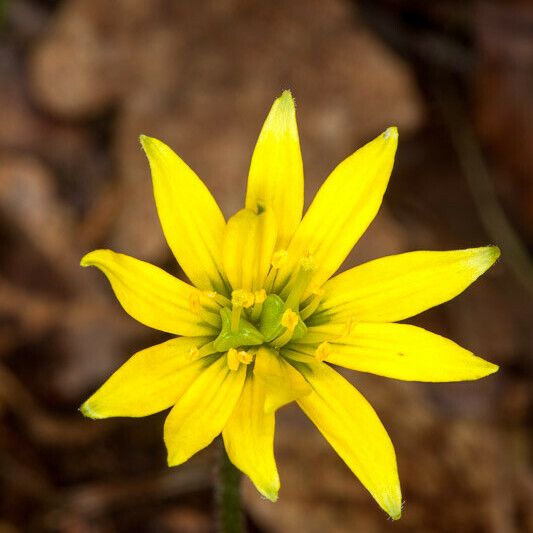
(310, 284, 324, 296)
(227, 348, 240, 371)
(265, 250, 288, 292)
(271, 249, 288, 269)
(238, 350, 254, 365)
(190, 342, 217, 361)
(203, 290, 231, 308)
(254, 289, 267, 304)
(188, 346, 200, 361)
(300, 284, 325, 320)
(315, 341, 332, 362)
(231, 289, 255, 309)
(188, 292, 201, 313)
(281, 309, 299, 333)
(250, 288, 267, 322)
(187, 292, 222, 328)
(200, 290, 226, 312)
(272, 309, 301, 348)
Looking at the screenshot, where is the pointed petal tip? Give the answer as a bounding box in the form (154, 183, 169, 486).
(79, 400, 103, 419)
(260, 487, 279, 502)
(383, 126, 399, 141)
(256, 474, 280, 502)
(470, 245, 501, 273)
(265, 90, 297, 136)
(80, 249, 110, 268)
(139, 133, 154, 149)
(390, 510, 402, 521)
(484, 361, 500, 377)
(80, 251, 95, 267)
(139, 134, 168, 158)
(80, 250, 98, 267)
(278, 89, 294, 106)
(383, 493, 402, 521)
(486, 244, 501, 263)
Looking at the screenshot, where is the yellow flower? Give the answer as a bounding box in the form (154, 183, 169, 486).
(80, 91, 499, 519)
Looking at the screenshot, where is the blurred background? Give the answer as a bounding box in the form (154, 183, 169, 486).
(0, 0, 532, 531)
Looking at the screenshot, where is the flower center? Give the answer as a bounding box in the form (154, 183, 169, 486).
(210, 254, 322, 365)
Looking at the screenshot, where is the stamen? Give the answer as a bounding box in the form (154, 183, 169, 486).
(227, 348, 240, 371)
(250, 288, 267, 322)
(198, 341, 217, 358)
(238, 350, 254, 365)
(281, 309, 299, 332)
(315, 341, 332, 362)
(188, 346, 200, 361)
(203, 290, 231, 308)
(264, 249, 288, 292)
(231, 289, 254, 331)
(231, 289, 255, 308)
(300, 285, 325, 320)
(188, 291, 222, 328)
(272, 309, 299, 348)
(189, 341, 217, 362)
(284, 255, 316, 311)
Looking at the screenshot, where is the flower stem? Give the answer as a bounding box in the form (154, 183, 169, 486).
(216, 439, 245, 533)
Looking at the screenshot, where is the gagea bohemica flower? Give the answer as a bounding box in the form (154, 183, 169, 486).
(80, 91, 499, 519)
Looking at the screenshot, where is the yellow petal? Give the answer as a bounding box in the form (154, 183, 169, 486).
(81, 249, 219, 336)
(294, 359, 402, 520)
(140, 135, 228, 293)
(222, 207, 277, 292)
(80, 337, 211, 418)
(165, 356, 246, 466)
(313, 322, 499, 382)
(253, 346, 311, 412)
(311, 246, 500, 325)
(246, 90, 304, 249)
(223, 373, 280, 501)
(274, 128, 398, 294)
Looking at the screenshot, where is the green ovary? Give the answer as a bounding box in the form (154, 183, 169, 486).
(212, 294, 308, 355)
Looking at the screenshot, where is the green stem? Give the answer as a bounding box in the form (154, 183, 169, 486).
(216, 440, 245, 533)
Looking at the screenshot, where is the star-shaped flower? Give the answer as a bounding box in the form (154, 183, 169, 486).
(80, 91, 499, 519)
